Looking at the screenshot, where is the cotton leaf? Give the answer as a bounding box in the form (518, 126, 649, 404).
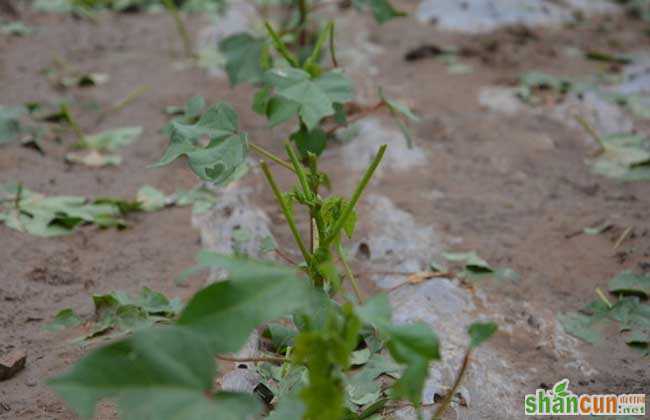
(49, 326, 261, 420)
(177, 253, 316, 353)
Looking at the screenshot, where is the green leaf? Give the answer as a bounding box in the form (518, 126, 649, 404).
(136, 185, 167, 212)
(290, 125, 327, 157)
(346, 354, 399, 407)
(153, 103, 248, 185)
(44, 309, 82, 332)
(357, 294, 440, 405)
(353, 0, 406, 24)
(590, 133, 650, 181)
(267, 395, 305, 420)
(1, 21, 33, 36)
(267, 96, 300, 127)
(80, 127, 142, 152)
(49, 326, 261, 420)
(264, 323, 297, 353)
(178, 253, 315, 353)
(608, 271, 650, 299)
(264, 68, 353, 129)
(219, 33, 268, 86)
(552, 379, 570, 398)
(557, 311, 603, 345)
(293, 305, 361, 420)
(443, 251, 494, 274)
(0, 186, 124, 237)
(184, 95, 206, 119)
(0, 106, 25, 144)
(468, 321, 498, 349)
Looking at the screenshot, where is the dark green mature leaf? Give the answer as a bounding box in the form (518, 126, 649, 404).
(219, 33, 268, 86)
(468, 321, 498, 349)
(153, 102, 248, 184)
(290, 125, 327, 157)
(50, 326, 260, 420)
(357, 294, 440, 405)
(178, 253, 315, 353)
(353, 0, 406, 23)
(608, 271, 650, 299)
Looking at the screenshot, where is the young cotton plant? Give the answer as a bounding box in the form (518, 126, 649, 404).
(49, 21, 497, 420)
(218, 0, 405, 88)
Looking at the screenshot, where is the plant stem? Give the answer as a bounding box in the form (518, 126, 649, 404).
(323, 144, 387, 247)
(250, 143, 295, 173)
(298, 0, 308, 47)
(575, 115, 605, 154)
(285, 142, 312, 198)
(337, 244, 364, 303)
(96, 85, 151, 125)
(432, 350, 471, 420)
(260, 161, 312, 263)
(162, 0, 194, 59)
(329, 20, 338, 67)
(61, 104, 85, 143)
(217, 355, 286, 364)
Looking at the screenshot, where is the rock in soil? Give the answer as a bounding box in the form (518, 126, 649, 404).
(0, 350, 26, 381)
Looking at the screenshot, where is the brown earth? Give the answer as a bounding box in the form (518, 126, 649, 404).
(0, 3, 649, 419)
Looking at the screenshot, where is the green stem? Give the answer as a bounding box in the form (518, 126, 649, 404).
(250, 143, 295, 173)
(298, 0, 308, 47)
(260, 161, 311, 263)
(328, 21, 338, 67)
(432, 350, 471, 420)
(337, 244, 364, 303)
(61, 104, 85, 143)
(285, 142, 312, 198)
(323, 144, 387, 246)
(264, 21, 300, 67)
(162, 0, 194, 59)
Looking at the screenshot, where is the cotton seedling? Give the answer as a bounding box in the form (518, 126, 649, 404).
(49, 20, 497, 420)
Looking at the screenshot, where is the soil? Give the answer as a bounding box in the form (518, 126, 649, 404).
(1, 2, 649, 419)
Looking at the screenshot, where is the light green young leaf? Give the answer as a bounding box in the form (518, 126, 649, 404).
(80, 127, 142, 152)
(49, 326, 261, 420)
(136, 185, 167, 212)
(468, 321, 498, 349)
(65, 150, 122, 167)
(443, 251, 494, 274)
(1, 186, 124, 237)
(44, 308, 83, 332)
(1, 21, 33, 36)
(590, 133, 650, 181)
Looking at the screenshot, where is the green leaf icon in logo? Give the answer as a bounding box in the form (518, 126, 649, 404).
(553, 379, 570, 398)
